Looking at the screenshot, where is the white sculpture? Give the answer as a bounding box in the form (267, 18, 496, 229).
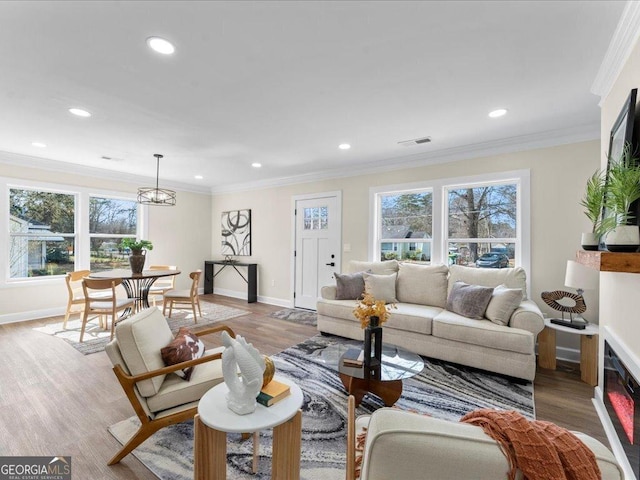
(221, 331, 266, 415)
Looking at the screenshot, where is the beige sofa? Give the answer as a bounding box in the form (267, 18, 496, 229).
(317, 260, 545, 381)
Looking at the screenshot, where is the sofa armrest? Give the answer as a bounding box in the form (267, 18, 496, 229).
(321, 285, 337, 300)
(509, 299, 544, 336)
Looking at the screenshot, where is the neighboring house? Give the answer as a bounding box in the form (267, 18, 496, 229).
(380, 227, 431, 261)
(9, 215, 64, 277)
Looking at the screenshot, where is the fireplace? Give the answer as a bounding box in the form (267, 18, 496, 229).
(604, 340, 640, 478)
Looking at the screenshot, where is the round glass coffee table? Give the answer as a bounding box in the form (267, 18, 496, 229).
(323, 343, 424, 407)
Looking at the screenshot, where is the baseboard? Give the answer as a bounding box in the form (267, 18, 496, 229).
(211, 287, 292, 308)
(535, 343, 581, 364)
(0, 307, 65, 325)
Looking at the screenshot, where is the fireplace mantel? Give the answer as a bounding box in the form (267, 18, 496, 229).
(576, 250, 640, 274)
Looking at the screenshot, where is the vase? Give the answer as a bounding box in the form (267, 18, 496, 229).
(605, 225, 640, 252)
(129, 251, 146, 274)
(580, 232, 600, 251)
(364, 316, 382, 369)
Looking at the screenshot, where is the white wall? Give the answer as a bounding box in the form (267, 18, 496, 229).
(0, 160, 212, 323)
(211, 140, 601, 352)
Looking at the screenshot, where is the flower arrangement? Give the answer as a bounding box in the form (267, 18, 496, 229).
(353, 292, 395, 329)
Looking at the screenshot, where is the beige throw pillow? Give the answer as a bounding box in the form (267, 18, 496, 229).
(363, 272, 398, 303)
(347, 260, 399, 275)
(446, 281, 494, 320)
(396, 263, 448, 307)
(485, 284, 523, 326)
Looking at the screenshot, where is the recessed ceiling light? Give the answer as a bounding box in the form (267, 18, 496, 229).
(69, 108, 91, 117)
(488, 108, 508, 118)
(31, 142, 47, 148)
(339, 143, 351, 150)
(147, 36, 175, 55)
(194, 175, 203, 180)
(251, 162, 262, 168)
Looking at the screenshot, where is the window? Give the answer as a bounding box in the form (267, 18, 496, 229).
(376, 191, 432, 262)
(371, 171, 529, 271)
(303, 206, 328, 230)
(89, 196, 138, 272)
(4, 179, 144, 281)
(9, 188, 76, 278)
(446, 183, 517, 268)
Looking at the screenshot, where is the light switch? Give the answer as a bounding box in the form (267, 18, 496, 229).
(343, 243, 351, 252)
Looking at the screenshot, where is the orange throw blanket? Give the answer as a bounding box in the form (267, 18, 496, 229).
(461, 409, 600, 480)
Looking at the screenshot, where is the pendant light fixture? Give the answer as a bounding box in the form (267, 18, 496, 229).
(137, 154, 176, 206)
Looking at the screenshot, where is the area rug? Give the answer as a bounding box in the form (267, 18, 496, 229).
(108, 334, 533, 479)
(34, 302, 250, 355)
(268, 308, 317, 326)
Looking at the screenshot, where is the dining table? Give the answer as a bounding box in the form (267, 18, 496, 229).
(89, 268, 181, 313)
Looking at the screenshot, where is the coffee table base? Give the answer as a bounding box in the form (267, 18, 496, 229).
(339, 373, 402, 407)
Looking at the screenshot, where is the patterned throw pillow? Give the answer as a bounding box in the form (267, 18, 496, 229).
(446, 281, 494, 320)
(160, 327, 205, 381)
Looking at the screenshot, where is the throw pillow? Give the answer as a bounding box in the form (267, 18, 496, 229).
(363, 272, 398, 303)
(485, 284, 523, 326)
(335, 271, 366, 300)
(160, 327, 205, 381)
(396, 263, 449, 307)
(446, 281, 494, 320)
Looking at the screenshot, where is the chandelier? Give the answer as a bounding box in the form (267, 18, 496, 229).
(137, 154, 176, 206)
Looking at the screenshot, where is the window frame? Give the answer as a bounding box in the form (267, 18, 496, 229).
(1, 177, 147, 285)
(370, 170, 530, 281)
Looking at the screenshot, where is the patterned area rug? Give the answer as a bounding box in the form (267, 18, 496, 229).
(108, 334, 533, 479)
(268, 308, 317, 326)
(34, 302, 250, 355)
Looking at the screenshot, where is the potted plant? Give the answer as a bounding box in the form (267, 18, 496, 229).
(603, 145, 640, 252)
(120, 238, 153, 273)
(579, 169, 608, 250)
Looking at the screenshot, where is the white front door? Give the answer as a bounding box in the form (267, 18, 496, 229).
(294, 193, 341, 310)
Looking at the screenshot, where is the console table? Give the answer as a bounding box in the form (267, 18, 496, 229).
(204, 261, 257, 303)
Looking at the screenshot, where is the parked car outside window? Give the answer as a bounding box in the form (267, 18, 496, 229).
(476, 252, 509, 268)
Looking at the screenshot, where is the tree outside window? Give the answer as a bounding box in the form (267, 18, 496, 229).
(89, 197, 138, 272)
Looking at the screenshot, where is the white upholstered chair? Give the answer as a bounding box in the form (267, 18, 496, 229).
(105, 307, 234, 465)
(346, 395, 623, 480)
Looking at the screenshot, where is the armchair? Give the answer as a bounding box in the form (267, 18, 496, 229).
(346, 395, 622, 480)
(105, 307, 234, 465)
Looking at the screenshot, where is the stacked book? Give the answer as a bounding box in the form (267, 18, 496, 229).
(342, 348, 364, 367)
(256, 379, 291, 407)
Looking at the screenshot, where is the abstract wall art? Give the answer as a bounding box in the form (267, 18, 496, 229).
(221, 209, 251, 256)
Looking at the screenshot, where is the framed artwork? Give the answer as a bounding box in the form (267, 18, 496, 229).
(221, 209, 251, 256)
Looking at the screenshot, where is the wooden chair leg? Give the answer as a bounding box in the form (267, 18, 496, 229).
(162, 299, 168, 316)
(108, 421, 164, 465)
(196, 296, 202, 318)
(79, 309, 90, 343)
(63, 302, 72, 329)
(192, 299, 198, 323)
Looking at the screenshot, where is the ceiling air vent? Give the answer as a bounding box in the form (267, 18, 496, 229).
(398, 136, 432, 147)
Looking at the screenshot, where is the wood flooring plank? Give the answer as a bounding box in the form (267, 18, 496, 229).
(0, 294, 608, 478)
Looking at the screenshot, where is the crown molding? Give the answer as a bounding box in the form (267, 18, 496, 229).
(210, 123, 599, 195)
(591, 1, 640, 103)
(0, 150, 211, 195)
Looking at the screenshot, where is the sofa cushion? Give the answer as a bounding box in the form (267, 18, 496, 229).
(147, 347, 225, 413)
(485, 284, 523, 326)
(446, 281, 494, 320)
(335, 271, 366, 300)
(115, 307, 175, 397)
(448, 265, 528, 300)
(347, 260, 398, 275)
(384, 303, 439, 335)
(396, 263, 448, 308)
(363, 272, 398, 303)
(433, 310, 533, 354)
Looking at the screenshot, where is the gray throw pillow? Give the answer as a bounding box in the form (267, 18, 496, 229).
(485, 284, 523, 326)
(363, 272, 398, 304)
(335, 272, 366, 300)
(446, 281, 494, 320)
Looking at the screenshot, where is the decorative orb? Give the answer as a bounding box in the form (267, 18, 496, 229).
(262, 356, 275, 388)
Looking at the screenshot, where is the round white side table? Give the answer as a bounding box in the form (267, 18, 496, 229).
(194, 375, 304, 480)
(538, 317, 599, 386)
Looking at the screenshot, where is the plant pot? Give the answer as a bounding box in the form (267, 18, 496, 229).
(581, 232, 600, 251)
(129, 251, 146, 274)
(364, 316, 382, 369)
(605, 225, 640, 252)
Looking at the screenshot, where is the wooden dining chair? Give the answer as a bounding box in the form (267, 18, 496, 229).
(80, 278, 136, 342)
(147, 265, 178, 306)
(163, 270, 202, 322)
(63, 270, 91, 329)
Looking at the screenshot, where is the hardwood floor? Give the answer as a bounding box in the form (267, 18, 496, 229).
(0, 294, 608, 479)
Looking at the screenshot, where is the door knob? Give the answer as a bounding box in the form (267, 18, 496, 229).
(326, 262, 335, 267)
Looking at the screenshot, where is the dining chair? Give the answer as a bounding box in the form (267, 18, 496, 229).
(147, 265, 178, 307)
(63, 270, 91, 329)
(80, 278, 136, 342)
(163, 270, 202, 322)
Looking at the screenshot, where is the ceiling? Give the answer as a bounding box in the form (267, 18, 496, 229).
(0, 1, 626, 194)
